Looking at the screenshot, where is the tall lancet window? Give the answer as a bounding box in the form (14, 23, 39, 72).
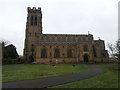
(84, 45, 88, 51)
(34, 16, 37, 25)
(54, 48, 60, 58)
(30, 16, 33, 25)
(41, 48, 47, 58)
(67, 48, 73, 58)
(93, 46, 97, 57)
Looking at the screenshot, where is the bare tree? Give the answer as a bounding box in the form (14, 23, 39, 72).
(107, 43, 115, 57)
(115, 40, 120, 60)
(0, 39, 10, 46)
(107, 39, 120, 61)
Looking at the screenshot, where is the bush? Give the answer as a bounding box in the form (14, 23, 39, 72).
(2, 59, 17, 64)
(2, 57, 24, 64)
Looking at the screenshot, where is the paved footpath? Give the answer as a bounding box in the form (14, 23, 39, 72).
(2, 64, 106, 88)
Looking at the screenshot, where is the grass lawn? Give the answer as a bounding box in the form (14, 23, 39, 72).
(2, 64, 89, 82)
(50, 64, 119, 88)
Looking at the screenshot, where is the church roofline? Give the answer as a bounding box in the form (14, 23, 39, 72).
(94, 39, 104, 42)
(43, 33, 93, 36)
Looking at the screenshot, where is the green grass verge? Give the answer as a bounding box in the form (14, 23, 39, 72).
(50, 64, 119, 88)
(2, 64, 89, 82)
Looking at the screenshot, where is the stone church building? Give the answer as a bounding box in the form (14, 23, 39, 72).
(23, 7, 108, 64)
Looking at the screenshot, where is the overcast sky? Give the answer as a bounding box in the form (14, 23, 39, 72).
(0, 0, 119, 55)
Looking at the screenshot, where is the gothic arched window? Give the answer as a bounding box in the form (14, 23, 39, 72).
(72, 37, 76, 42)
(78, 37, 81, 41)
(57, 37, 61, 42)
(44, 37, 47, 42)
(102, 52, 106, 57)
(29, 33, 31, 36)
(93, 46, 97, 57)
(52, 37, 55, 42)
(83, 38, 85, 41)
(86, 37, 88, 41)
(62, 37, 66, 42)
(54, 48, 60, 58)
(41, 48, 47, 58)
(30, 16, 33, 25)
(34, 16, 37, 25)
(40, 37, 44, 42)
(84, 45, 88, 51)
(67, 37, 71, 42)
(46, 36, 50, 42)
(31, 44, 34, 52)
(67, 48, 73, 58)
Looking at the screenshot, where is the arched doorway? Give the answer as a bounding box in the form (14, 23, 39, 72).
(83, 54, 89, 62)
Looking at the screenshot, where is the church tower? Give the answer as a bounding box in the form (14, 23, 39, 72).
(24, 7, 42, 63)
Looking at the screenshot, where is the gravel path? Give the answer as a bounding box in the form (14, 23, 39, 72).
(2, 64, 106, 89)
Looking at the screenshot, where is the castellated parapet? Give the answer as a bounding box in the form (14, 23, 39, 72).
(27, 7, 41, 13)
